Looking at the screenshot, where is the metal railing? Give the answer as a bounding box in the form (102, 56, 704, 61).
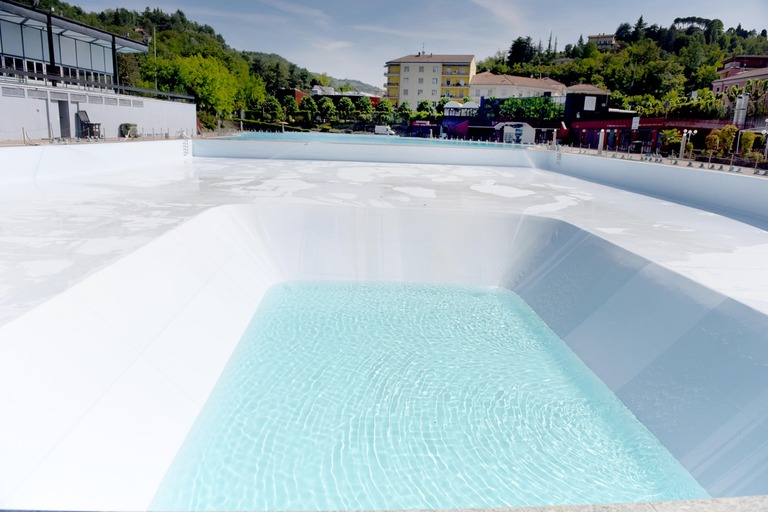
(0, 65, 194, 102)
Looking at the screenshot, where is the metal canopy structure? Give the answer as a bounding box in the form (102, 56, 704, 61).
(0, 0, 146, 53)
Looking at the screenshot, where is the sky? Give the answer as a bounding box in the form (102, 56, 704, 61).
(70, 0, 768, 89)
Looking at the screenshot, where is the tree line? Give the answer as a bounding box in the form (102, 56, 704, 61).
(479, 15, 768, 121)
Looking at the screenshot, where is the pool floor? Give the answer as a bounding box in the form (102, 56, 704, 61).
(151, 282, 707, 510)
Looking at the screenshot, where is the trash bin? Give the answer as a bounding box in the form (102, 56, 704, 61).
(119, 123, 137, 138)
(630, 140, 643, 153)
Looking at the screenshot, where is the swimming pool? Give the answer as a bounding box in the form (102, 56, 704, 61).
(1, 139, 767, 511)
(229, 130, 522, 148)
(151, 282, 707, 510)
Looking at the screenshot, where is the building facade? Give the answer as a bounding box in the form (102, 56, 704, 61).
(469, 72, 566, 101)
(0, 0, 196, 141)
(712, 66, 768, 97)
(384, 53, 475, 110)
(587, 34, 616, 51)
(716, 55, 768, 79)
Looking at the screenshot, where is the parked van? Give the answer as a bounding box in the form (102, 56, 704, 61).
(374, 125, 396, 135)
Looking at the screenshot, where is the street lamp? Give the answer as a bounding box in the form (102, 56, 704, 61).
(680, 129, 697, 159)
(598, 129, 605, 156)
(763, 118, 768, 160)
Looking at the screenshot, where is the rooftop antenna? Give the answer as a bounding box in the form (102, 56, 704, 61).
(421, 42, 425, 55)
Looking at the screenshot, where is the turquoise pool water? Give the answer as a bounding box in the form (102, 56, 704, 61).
(230, 130, 519, 148)
(151, 282, 708, 510)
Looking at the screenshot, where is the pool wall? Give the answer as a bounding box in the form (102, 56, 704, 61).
(194, 139, 768, 227)
(1, 139, 190, 183)
(1, 140, 767, 509)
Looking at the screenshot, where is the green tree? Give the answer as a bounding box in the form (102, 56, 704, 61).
(356, 97, 374, 123)
(633, 15, 647, 41)
(717, 124, 738, 154)
(300, 96, 318, 125)
(507, 36, 535, 66)
(177, 54, 238, 114)
(706, 132, 721, 156)
(337, 97, 355, 121)
(740, 131, 756, 155)
(396, 101, 412, 124)
(499, 96, 563, 121)
(705, 19, 724, 44)
(374, 99, 395, 124)
(317, 96, 337, 122)
(615, 22, 632, 42)
(579, 41, 599, 59)
(281, 95, 299, 121)
(416, 100, 436, 117)
(262, 95, 284, 122)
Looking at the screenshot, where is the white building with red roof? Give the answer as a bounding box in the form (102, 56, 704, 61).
(469, 71, 566, 101)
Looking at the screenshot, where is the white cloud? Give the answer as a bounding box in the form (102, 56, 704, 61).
(469, 0, 527, 31)
(255, 0, 332, 26)
(313, 40, 355, 52)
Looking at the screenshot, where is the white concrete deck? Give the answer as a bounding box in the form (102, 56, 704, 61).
(1, 139, 767, 510)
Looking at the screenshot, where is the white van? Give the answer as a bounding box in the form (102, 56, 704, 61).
(374, 125, 396, 136)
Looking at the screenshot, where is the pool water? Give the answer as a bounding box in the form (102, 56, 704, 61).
(230, 130, 519, 148)
(151, 282, 708, 510)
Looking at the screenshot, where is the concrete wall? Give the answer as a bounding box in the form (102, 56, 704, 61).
(0, 82, 196, 141)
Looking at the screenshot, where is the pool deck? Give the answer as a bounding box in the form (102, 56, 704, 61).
(2, 140, 768, 326)
(481, 495, 768, 511)
(1, 139, 768, 511)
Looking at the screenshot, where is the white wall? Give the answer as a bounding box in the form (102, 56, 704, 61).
(0, 82, 196, 141)
(534, 151, 768, 228)
(195, 140, 768, 227)
(0, 139, 191, 181)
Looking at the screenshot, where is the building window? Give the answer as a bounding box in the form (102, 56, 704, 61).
(431, 89, 437, 96)
(432, 66, 438, 73)
(403, 66, 409, 72)
(446, 79, 451, 86)
(431, 78, 438, 85)
(418, 77, 424, 84)
(716, 85, 721, 92)
(417, 89, 423, 96)
(487, 89, 493, 96)
(418, 66, 424, 72)
(403, 77, 409, 84)
(403, 89, 409, 95)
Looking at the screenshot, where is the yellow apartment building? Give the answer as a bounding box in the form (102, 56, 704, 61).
(384, 52, 476, 110)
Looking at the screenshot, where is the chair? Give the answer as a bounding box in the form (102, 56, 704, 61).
(76, 111, 101, 139)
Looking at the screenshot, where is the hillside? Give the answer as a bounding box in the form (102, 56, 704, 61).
(478, 15, 768, 118)
(14, 1, 381, 99)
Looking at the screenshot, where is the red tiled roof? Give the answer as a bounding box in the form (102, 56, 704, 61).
(566, 83, 610, 95)
(713, 66, 768, 84)
(470, 71, 564, 89)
